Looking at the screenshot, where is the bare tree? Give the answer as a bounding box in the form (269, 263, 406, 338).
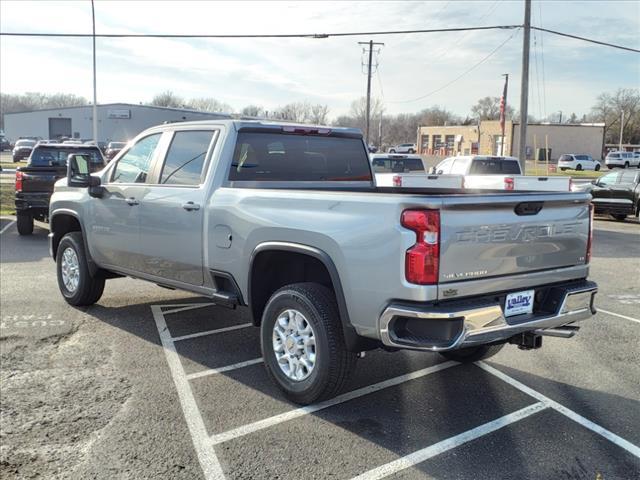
(1, 92, 88, 128)
(309, 104, 330, 124)
(470, 96, 514, 121)
(150, 90, 184, 108)
(187, 97, 233, 113)
(589, 88, 640, 144)
(241, 105, 264, 117)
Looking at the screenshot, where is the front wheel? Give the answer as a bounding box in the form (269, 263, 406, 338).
(408, 149, 415, 154)
(439, 343, 505, 363)
(624, 161, 630, 168)
(389, 149, 396, 153)
(576, 164, 583, 171)
(260, 282, 357, 405)
(595, 164, 601, 171)
(16, 213, 33, 235)
(56, 232, 105, 306)
(611, 214, 627, 221)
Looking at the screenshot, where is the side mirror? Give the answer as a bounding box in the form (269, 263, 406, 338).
(67, 154, 103, 197)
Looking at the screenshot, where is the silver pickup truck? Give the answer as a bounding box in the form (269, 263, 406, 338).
(49, 120, 597, 404)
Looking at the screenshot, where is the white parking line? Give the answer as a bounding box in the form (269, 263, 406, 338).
(161, 303, 216, 316)
(599, 308, 640, 325)
(351, 402, 548, 480)
(152, 305, 226, 480)
(172, 323, 253, 342)
(209, 360, 458, 445)
(186, 358, 264, 380)
(0, 220, 16, 235)
(478, 361, 640, 459)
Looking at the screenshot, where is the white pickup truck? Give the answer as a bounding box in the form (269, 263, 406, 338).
(432, 155, 571, 191)
(371, 154, 463, 188)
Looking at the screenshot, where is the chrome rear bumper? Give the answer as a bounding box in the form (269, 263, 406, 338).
(379, 281, 597, 351)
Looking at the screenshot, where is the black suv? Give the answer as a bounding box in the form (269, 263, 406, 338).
(15, 144, 106, 235)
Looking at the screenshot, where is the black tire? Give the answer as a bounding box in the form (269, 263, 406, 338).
(439, 343, 505, 363)
(611, 214, 627, 221)
(595, 164, 601, 171)
(16, 213, 33, 235)
(56, 232, 105, 306)
(576, 164, 582, 171)
(408, 149, 415, 154)
(607, 166, 613, 169)
(560, 168, 567, 171)
(260, 282, 357, 405)
(624, 161, 629, 168)
(389, 149, 396, 153)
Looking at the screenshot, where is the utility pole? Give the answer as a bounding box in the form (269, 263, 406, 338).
(558, 110, 562, 124)
(517, 0, 531, 173)
(91, 0, 98, 143)
(500, 73, 509, 156)
(619, 110, 624, 151)
(358, 40, 384, 145)
(378, 109, 383, 149)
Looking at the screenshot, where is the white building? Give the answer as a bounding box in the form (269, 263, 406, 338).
(3, 103, 230, 143)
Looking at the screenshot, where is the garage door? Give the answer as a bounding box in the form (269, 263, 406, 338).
(48, 118, 72, 139)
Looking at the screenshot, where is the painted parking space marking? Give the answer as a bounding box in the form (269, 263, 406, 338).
(0, 220, 16, 235)
(478, 361, 640, 459)
(599, 308, 640, 325)
(185, 358, 264, 380)
(172, 323, 253, 342)
(351, 402, 548, 480)
(209, 360, 458, 446)
(153, 301, 639, 480)
(152, 304, 226, 480)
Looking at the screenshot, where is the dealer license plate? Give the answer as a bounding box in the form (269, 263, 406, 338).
(504, 290, 535, 317)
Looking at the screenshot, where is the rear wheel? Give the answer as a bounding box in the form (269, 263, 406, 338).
(624, 161, 630, 168)
(260, 282, 357, 405)
(56, 232, 105, 306)
(16, 213, 33, 235)
(408, 148, 415, 154)
(389, 149, 396, 153)
(576, 164, 583, 171)
(611, 214, 627, 221)
(439, 343, 505, 363)
(595, 164, 601, 171)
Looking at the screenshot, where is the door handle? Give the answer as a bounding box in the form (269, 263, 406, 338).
(182, 201, 200, 211)
(125, 197, 139, 206)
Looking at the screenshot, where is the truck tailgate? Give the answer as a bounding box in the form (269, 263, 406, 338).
(18, 167, 66, 193)
(438, 192, 590, 284)
(463, 175, 570, 191)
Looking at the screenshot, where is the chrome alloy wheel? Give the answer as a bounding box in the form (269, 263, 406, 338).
(61, 247, 80, 293)
(272, 309, 316, 381)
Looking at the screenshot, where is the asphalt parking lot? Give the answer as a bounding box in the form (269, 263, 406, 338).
(1, 215, 639, 479)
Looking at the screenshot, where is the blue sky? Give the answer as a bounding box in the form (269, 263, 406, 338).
(1, 1, 638, 119)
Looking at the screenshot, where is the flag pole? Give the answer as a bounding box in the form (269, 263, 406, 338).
(500, 73, 509, 156)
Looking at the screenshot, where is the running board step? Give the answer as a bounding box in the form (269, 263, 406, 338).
(211, 291, 239, 309)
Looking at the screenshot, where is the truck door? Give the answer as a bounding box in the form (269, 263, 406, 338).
(137, 129, 218, 286)
(590, 171, 619, 210)
(88, 133, 163, 271)
(609, 171, 639, 212)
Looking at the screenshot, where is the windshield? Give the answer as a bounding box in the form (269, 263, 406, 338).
(29, 147, 104, 167)
(108, 142, 126, 149)
(470, 159, 521, 174)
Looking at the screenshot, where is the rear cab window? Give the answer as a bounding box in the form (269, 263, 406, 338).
(372, 157, 424, 173)
(470, 158, 521, 174)
(228, 132, 372, 183)
(29, 146, 103, 167)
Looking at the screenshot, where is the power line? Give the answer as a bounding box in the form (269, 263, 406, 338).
(531, 26, 640, 53)
(388, 27, 521, 104)
(0, 25, 520, 39)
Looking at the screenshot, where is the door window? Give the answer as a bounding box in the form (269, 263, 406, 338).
(160, 130, 215, 185)
(435, 158, 454, 174)
(111, 134, 161, 184)
(597, 172, 618, 186)
(450, 158, 470, 175)
(620, 172, 639, 184)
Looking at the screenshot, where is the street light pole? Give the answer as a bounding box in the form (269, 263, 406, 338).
(619, 110, 624, 151)
(91, 0, 98, 143)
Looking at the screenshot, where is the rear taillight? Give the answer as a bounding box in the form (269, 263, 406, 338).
(586, 203, 594, 263)
(392, 175, 402, 187)
(504, 177, 515, 190)
(15, 171, 23, 192)
(401, 209, 440, 284)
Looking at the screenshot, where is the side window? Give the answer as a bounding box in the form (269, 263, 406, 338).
(436, 159, 453, 174)
(160, 130, 215, 185)
(111, 134, 161, 184)
(598, 172, 618, 186)
(620, 172, 638, 184)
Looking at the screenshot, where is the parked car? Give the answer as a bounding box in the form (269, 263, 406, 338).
(0, 136, 11, 151)
(14, 144, 106, 235)
(578, 170, 640, 221)
(367, 144, 378, 153)
(48, 119, 597, 405)
(605, 151, 639, 169)
(105, 141, 126, 159)
(388, 143, 416, 154)
(12, 139, 37, 162)
(431, 155, 571, 191)
(558, 154, 601, 171)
